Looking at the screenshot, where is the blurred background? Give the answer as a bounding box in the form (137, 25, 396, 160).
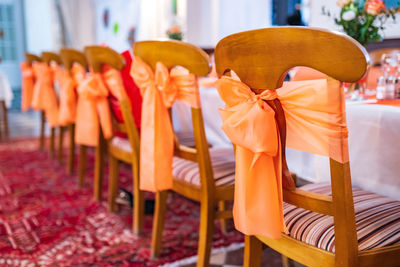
(0, 0, 399, 111)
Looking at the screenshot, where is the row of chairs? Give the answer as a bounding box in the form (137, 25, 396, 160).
(24, 27, 400, 267)
(25, 42, 234, 266)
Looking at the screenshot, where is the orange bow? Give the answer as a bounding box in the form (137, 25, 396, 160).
(130, 56, 200, 192)
(217, 75, 348, 238)
(54, 64, 86, 126)
(75, 68, 126, 147)
(31, 62, 59, 127)
(20, 62, 35, 112)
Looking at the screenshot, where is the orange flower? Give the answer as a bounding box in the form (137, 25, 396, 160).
(169, 25, 181, 34)
(365, 0, 385, 15)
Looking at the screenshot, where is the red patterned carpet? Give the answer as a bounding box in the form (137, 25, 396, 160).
(0, 138, 242, 266)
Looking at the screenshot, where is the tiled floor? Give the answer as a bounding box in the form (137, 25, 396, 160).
(2, 109, 306, 267)
(4, 110, 43, 138)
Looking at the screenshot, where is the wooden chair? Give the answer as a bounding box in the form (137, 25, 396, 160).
(41, 52, 62, 159)
(133, 40, 235, 266)
(25, 53, 43, 148)
(215, 27, 400, 267)
(83, 46, 125, 202)
(60, 48, 88, 178)
(0, 100, 8, 141)
(83, 46, 145, 234)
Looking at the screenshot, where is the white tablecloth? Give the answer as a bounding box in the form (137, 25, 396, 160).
(0, 71, 13, 108)
(172, 87, 400, 200)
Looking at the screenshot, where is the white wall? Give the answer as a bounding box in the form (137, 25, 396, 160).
(309, 0, 400, 39)
(185, 0, 272, 48)
(24, 0, 61, 54)
(95, 0, 140, 52)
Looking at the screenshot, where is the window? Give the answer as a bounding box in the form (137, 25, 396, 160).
(0, 4, 17, 61)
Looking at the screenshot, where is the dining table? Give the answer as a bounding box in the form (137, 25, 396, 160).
(172, 80, 400, 201)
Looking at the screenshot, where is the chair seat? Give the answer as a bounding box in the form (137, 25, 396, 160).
(109, 131, 201, 154)
(284, 182, 400, 253)
(110, 136, 132, 152)
(173, 148, 235, 187)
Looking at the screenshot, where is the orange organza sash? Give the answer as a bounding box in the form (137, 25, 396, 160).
(59, 64, 86, 125)
(75, 68, 126, 147)
(130, 56, 200, 192)
(31, 62, 59, 127)
(52, 64, 84, 126)
(20, 62, 35, 112)
(216, 75, 348, 238)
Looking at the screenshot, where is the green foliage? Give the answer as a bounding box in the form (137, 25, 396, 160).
(323, 0, 399, 46)
(167, 31, 183, 41)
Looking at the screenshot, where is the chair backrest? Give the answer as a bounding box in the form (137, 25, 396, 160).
(25, 53, 42, 65)
(84, 46, 125, 73)
(41, 52, 62, 66)
(133, 40, 215, 192)
(84, 46, 139, 156)
(369, 48, 400, 66)
(60, 48, 88, 71)
(215, 27, 368, 263)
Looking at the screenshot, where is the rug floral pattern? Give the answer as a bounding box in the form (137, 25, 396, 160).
(0, 139, 242, 266)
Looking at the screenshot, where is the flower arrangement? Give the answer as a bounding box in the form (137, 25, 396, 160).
(323, 0, 399, 46)
(166, 25, 183, 41)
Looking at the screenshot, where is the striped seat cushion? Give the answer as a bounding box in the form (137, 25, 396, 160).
(284, 182, 400, 252)
(110, 132, 200, 153)
(173, 148, 235, 187)
(110, 136, 132, 152)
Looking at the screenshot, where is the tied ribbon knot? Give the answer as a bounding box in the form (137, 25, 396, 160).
(20, 62, 35, 112)
(31, 62, 59, 127)
(216, 74, 349, 238)
(53, 64, 86, 126)
(130, 56, 200, 192)
(75, 68, 126, 147)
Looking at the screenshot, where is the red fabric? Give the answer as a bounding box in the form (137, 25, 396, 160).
(108, 50, 142, 137)
(0, 138, 242, 266)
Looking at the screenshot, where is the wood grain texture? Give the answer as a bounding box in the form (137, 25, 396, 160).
(84, 46, 125, 73)
(213, 27, 398, 267)
(41, 52, 62, 65)
(60, 48, 88, 70)
(0, 100, 8, 140)
(133, 40, 233, 267)
(25, 53, 42, 65)
(215, 27, 369, 90)
(60, 49, 87, 179)
(133, 40, 210, 77)
(84, 45, 144, 235)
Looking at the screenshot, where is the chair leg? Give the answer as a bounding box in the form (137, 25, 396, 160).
(108, 155, 119, 212)
(1, 101, 9, 139)
(243, 235, 262, 267)
(78, 145, 87, 187)
(282, 256, 295, 267)
(39, 111, 45, 150)
(49, 127, 56, 157)
(196, 199, 215, 267)
(66, 124, 75, 175)
(58, 126, 65, 164)
(93, 133, 105, 201)
(132, 161, 144, 235)
(218, 200, 228, 233)
(151, 191, 168, 258)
